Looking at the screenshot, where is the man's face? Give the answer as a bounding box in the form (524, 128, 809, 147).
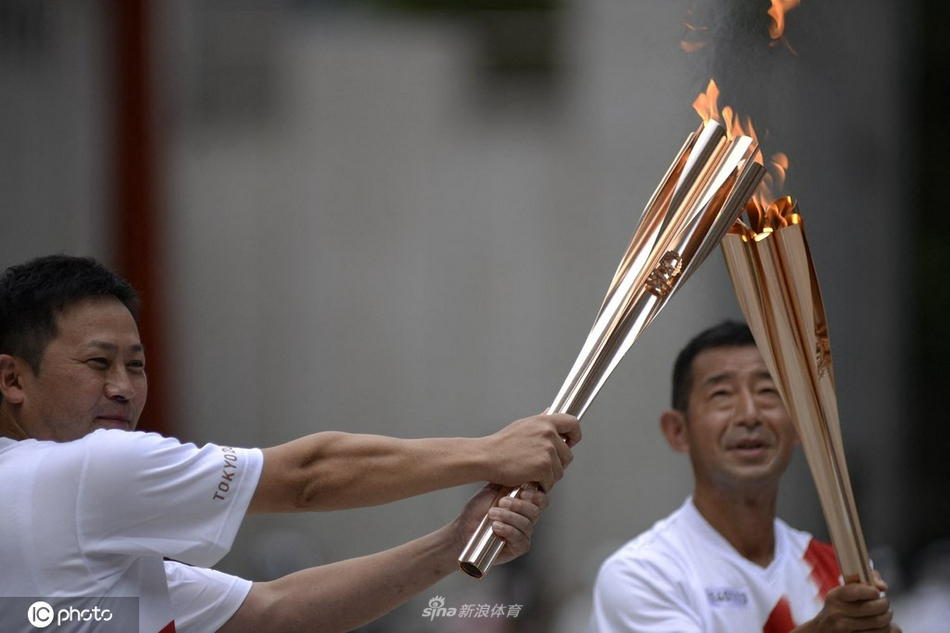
(16, 295, 147, 441)
(679, 345, 797, 490)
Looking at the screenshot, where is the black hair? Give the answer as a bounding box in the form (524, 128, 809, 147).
(0, 254, 139, 375)
(671, 320, 756, 412)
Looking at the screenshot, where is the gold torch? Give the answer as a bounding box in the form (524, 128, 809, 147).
(721, 197, 873, 584)
(458, 117, 766, 578)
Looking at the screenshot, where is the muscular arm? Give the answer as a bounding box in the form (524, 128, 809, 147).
(249, 432, 482, 512)
(221, 486, 544, 633)
(247, 413, 579, 514)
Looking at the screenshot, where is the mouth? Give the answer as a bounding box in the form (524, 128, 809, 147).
(728, 437, 772, 456)
(96, 416, 132, 431)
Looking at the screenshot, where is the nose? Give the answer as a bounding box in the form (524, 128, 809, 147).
(104, 367, 135, 401)
(734, 388, 762, 427)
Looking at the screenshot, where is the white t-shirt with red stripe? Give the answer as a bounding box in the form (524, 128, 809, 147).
(590, 497, 841, 633)
(0, 429, 263, 633)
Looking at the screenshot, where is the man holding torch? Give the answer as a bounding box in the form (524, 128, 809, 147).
(590, 321, 898, 633)
(0, 254, 581, 633)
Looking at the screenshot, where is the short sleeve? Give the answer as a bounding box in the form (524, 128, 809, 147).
(76, 430, 263, 567)
(590, 551, 704, 633)
(165, 560, 252, 633)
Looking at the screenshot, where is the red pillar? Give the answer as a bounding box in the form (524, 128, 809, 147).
(113, 0, 173, 437)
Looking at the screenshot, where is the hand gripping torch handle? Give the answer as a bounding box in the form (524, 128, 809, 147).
(459, 404, 581, 579)
(457, 483, 539, 578)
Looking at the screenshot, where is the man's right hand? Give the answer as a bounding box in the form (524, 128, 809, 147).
(480, 413, 581, 492)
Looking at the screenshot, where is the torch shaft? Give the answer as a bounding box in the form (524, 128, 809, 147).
(458, 120, 764, 579)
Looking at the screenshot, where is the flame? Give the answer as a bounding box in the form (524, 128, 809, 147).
(681, 1, 800, 53)
(746, 195, 798, 236)
(681, 15, 708, 52)
(731, 193, 798, 241)
(681, 40, 708, 53)
(768, 0, 800, 39)
(768, 0, 800, 52)
(748, 152, 788, 210)
(692, 79, 720, 124)
(692, 79, 759, 142)
(722, 106, 759, 144)
(768, 152, 789, 193)
(693, 80, 793, 219)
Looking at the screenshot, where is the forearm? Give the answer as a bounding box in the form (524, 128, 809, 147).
(223, 524, 461, 632)
(250, 432, 487, 513)
(248, 413, 578, 514)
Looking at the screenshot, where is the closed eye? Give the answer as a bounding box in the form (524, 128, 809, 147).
(756, 387, 783, 406)
(709, 389, 734, 402)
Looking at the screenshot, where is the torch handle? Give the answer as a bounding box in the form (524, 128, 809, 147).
(456, 121, 763, 580)
(458, 482, 538, 578)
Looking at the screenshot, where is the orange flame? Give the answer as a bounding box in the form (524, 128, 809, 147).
(745, 194, 798, 237)
(692, 79, 720, 124)
(693, 80, 793, 215)
(768, 0, 800, 39)
(681, 40, 708, 53)
(681, 15, 709, 52)
(768, 0, 801, 52)
(751, 152, 791, 212)
(681, 1, 800, 53)
(692, 79, 758, 142)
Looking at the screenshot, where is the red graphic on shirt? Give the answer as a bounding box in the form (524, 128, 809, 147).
(804, 539, 841, 598)
(760, 539, 842, 633)
(763, 597, 795, 633)
(159, 621, 176, 633)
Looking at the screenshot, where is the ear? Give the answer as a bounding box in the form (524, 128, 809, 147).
(0, 354, 26, 405)
(659, 409, 690, 454)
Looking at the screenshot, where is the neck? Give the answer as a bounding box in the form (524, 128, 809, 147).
(692, 482, 779, 567)
(0, 408, 31, 440)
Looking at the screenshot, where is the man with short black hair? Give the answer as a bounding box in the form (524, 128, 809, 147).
(591, 320, 898, 633)
(0, 254, 582, 632)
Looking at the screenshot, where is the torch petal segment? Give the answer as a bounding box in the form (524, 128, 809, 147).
(459, 119, 766, 578)
(722, 211, 873, 585)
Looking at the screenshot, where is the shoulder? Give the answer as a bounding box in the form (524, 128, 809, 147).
(79, 430, 259, 473)
(592, 505, 710, 632)
(595, 503, 698, 592)
(0, 431, 173, 479)
(774, 517, 831, 561)
(82, 428, 191, 452)
(774, 518, 841, 594)
(32, 429, 191, 460)
(75, 431, 264, 495)
(46, 430, 185, 480)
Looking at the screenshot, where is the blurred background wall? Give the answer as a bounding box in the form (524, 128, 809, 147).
(2, 0, 946, 630)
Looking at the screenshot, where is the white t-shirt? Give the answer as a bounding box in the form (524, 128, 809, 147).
(591, 498, 841, 633)
(0, 429, 264, 633)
